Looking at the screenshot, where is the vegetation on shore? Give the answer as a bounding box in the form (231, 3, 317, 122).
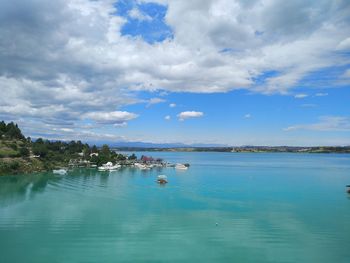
(0, 121, 134, 176)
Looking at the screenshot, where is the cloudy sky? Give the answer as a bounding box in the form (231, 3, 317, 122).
(0, 0, 349, 146)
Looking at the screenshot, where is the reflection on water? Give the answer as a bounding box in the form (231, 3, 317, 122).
(0, 173, 52, 206)
(0, 153, 350, 263)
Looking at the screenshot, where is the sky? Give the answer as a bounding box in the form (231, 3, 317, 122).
(0, 0, 349, 146)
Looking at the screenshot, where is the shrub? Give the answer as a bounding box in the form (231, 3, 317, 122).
(10, 143, 18, 150)
(20, 147, 30, 157)
(9, 161, 20, 170)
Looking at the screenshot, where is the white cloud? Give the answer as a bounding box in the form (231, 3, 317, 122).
(177, 111, 204, 121)
(342, 69, 350, 78)
(0, 0, 349, 139)
(52, 127, 74, 133)
(315, 92, 328, 97)
(164, 115, 171, 120)
(128, 7, 153, 22)
(60, 128, 74, 132)
(114, 122, 128, 128)
(1, 0, 348, 100)
(336, 37, 350, 50)
(146, 97, 166, 107)
(284, 116, 350, 132)
(84, 111, 138, 125)
(169, 103, 176, 108)
(244, 114, 251, 119)
(294, 94, 308, 99)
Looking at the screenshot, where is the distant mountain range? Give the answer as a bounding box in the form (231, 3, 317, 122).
(102, 141, 228, 148)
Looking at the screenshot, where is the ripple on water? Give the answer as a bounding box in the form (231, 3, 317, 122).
(0, 153, 350, 263)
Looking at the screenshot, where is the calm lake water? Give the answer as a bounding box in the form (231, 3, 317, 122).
(0, 152, 350, 263)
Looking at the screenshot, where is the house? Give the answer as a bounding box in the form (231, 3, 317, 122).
(141, 155, 154, 163)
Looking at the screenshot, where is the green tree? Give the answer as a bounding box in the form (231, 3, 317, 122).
(0, 121, 25, 139)
(19, 147, 30, 157)
(36, 138, 44, 144)
(32, 143, 48, 157)
(0, 121, 6, 136)
(101, 144, 111, 158)
(128, 153, 137, 160)
(116, 154, 126, 161)
(83, 147, 91, 159)
(91, 145, 98, 153)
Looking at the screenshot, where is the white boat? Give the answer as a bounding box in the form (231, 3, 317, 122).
(139, 165, 151, 170)
(175, 163, 188, 170)
(53, 169, 67, 175)
(134, 163, 151, 170)
(108, 164, 121, 171)
(98, 162, 121, 171)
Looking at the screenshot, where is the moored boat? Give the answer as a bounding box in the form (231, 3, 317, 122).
(134, 163, 151, 170)
(53, 169, 67, 175)
(98, 162, 121, 171)
(157, 175, 168, 184)
(175, 163, 188, 170)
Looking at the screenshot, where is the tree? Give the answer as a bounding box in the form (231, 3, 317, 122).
(90, 154, 99, 164)
(83, 147, 90, 159)
(3, 122, 25, 140)
(101, 144, 111, 157)
(20, 147, 30, 157)
(32, 143, 48, 157)
(0, 121, 6, 136)
(128, 153, 137, 160)
(36, 138, 44, 144)
(91, 145, 98, 153)
(116, 154, 126, 161)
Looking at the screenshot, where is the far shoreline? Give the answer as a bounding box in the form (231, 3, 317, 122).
(113, 146, 350, 154)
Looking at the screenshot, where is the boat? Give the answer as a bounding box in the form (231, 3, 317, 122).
(347, 185, 350, 194)
(98, 162, 121, 171)
(53, 169, 67, 175)
(135, 163, 151, 170)
(175, 163, 188, 170)
(157, 175, 168, 184)
(108, 164, 121, 171)
(98, 166, 108, 171)
(139, 165, 151, 170)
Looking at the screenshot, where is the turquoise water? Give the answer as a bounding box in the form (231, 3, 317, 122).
(0, 152, 350, 263)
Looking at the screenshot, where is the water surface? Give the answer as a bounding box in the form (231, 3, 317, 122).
(0, 153, 349, 262)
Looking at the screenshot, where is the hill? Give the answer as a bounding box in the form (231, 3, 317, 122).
(0, 121, 127, 175)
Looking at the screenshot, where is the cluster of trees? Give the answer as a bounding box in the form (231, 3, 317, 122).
(0, 121, 142, 174)
(1, 120, 142, 162)
(30, 140, 138, 166)
(90, 145, 137, 166)
(0, 121, 25, 140)
(31, 139, 90, 159)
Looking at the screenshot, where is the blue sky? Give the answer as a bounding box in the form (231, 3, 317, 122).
(0, 0, 349, 146)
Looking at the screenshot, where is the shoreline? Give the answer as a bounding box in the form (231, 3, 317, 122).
(114, 148, 350, 154)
